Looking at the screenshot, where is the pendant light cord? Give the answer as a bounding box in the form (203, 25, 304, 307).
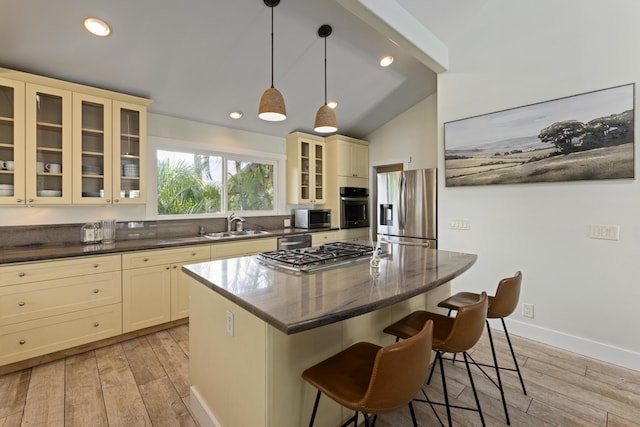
(270, 5, 275, 89)
(323, 37, 327, 105)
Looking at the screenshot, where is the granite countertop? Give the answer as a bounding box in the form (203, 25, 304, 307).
(0, 227, 333, 265)
(182, 244, 478, 334)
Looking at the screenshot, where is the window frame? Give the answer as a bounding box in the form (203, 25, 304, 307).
(148, 136, 286, 220)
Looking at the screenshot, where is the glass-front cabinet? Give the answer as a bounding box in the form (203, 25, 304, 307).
(113, 101, 147, 204)
(73, 93, 112, 204)
(0, 67, 150, 207)
(0, 77, 25, 204)
(286, 132, 326, 204)
(25, 84, 72, 205)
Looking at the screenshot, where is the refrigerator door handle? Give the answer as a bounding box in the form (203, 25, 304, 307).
(398, 174, 406, 229)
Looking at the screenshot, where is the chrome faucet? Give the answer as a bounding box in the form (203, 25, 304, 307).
(227, 212, 246, 232)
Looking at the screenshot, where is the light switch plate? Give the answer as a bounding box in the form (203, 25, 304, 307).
(589, 224, 620, 241)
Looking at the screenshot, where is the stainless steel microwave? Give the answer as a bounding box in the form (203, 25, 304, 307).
(294, 209, 331, 229)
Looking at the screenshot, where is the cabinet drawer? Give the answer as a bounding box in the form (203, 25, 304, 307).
(311, 232, 342, 246)
(211, 238, 277, 259)
(0, 303, 122, 366)
(0, 254, 121, 286)
(0, 271, 121, 326)
(122, 245, 211, 269)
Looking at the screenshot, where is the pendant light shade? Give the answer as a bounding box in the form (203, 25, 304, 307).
(259, 0, 286, 122)
(314, 24, 337, 133)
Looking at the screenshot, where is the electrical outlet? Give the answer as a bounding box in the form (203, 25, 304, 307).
(522, 303, 534, 318)
(226, 310, 234, 336)
(589, 224, 620, 241)
(283, 218, 291, 228)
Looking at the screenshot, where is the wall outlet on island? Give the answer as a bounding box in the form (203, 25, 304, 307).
(522, 303, 534, 318)
(226, 310, 234, 336)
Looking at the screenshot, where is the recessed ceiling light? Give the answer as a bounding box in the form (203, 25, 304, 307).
(83, 17, 111, 37)
(379, 56, 394, 67)
(229, 111, 243, 119)
(327, 101, 338, 109)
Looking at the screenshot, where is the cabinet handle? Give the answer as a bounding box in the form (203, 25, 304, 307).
(16, 199, 23, 203)
(18, 301, 26, 307)
(165, 266, 170, 270)
(93, 264, 99, 268)
(93, 322, 100, 327)
(27, 198, 34, 203)
(19, 339, 26, 345)
(191, 252, 196, 256)
(114, 199, 119, 203)
(93, 289, 100, 294)
(143, 258, 149, 262)
(172, 265, 177, 269)
(18, 272, 26, 278)
(106, 199, 112, 203)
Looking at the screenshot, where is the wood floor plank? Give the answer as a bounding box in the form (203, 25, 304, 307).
(146, 330, 190, 398)
(168, 324, 190, 357)
(139, 376, 197, 427)
(0, 368, 30, 419)
(64, 351, 108, 427)
(607, 412, 640, 427)
(21, 359, 65, 427)
(121, 336, 166, 386)
(95, 343, 153, 427)
(0, 411, 23, 427)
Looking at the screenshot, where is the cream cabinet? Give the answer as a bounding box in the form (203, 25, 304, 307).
(0, 254, 122, 366)
(286, 132, 326, 204)
(327, 135, 369, 179)
(0, 77, 25, 205)
(72, 97, 147, 205)
(0, 67, 151, 206)
(25, 83, 73, 204)
(122, 245, 210, 332)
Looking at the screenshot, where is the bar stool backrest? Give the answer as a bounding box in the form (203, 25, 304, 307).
(360, 319, 433, 413)
(440, 292, 488, 354)
(488, 271, 522, 318)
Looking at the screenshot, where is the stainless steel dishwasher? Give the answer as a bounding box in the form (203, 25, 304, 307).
(277, 234, 312, 250)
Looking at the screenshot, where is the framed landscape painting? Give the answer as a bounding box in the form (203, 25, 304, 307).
(444, 84, 635, 186)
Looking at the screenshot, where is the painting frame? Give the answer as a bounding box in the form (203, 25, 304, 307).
(443, 84, 635, 187)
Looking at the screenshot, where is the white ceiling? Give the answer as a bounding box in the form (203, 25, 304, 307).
(0, 0, 484, 139)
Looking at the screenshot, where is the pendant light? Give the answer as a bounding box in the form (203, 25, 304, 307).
(314, 24, 337, 134)
(258, 0, 286, 122)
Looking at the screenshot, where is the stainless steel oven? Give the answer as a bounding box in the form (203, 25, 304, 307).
(340, 187, 370, 229)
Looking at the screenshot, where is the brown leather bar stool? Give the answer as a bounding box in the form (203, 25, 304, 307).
(302, 319, 434, 427)
(437, 271, 525, 426)
(383, 292, 488, 427)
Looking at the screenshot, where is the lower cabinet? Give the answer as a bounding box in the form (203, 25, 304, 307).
(0, 254, 122, 366)
(122, 264, 172, 333)
(121, 245, 211, 332)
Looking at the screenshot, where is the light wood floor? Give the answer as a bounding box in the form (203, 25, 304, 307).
(1, 323, 639, 426)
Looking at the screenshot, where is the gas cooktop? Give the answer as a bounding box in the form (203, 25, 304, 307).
(259, 242, 385, 273)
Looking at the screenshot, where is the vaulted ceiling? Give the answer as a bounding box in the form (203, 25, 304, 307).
(0, 0, 487, 139)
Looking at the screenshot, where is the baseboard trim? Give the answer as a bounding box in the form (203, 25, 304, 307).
(503, 318, 640, 371)
(190, 386, 220, 427)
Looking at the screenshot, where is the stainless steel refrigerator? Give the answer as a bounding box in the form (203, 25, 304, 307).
(377, 168, 437, 247)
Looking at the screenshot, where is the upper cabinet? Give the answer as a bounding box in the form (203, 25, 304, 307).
(25, 83, 73, 205)
(0, 77, 25, 205)
(286, 132, 326, 204)
(326, 135, 369, 179)
(0, 68, 151, 206)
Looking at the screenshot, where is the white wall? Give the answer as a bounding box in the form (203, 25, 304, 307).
(437, 0, 640, 369)
(367, 94, 438, 169)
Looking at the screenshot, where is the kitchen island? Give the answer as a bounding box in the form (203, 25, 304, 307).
(182, 243, 477, 427)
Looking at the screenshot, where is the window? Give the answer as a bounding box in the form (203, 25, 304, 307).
(156, 149, 275, 216)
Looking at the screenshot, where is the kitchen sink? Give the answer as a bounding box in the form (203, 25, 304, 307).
(204, 230, 272, 239)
